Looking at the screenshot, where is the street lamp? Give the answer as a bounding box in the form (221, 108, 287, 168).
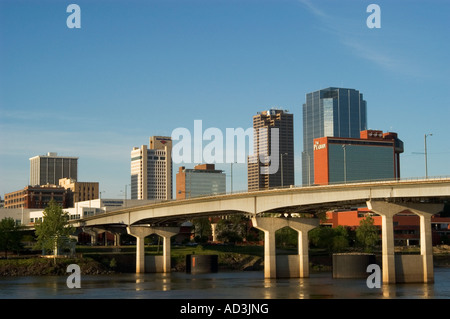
(302, 151, 311, 186)
(281, 153, 288, 187)
(230, 162, 236, 194)
(425, 133, 433, 179)
(342, 145, 349, 184)
(121, 184, 130, 207)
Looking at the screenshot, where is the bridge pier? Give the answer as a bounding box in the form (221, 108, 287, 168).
(367, 200, 443, 284)
(211, 223, 218, 242)
(251, 217, 319, 279)
(114, 233, 121, 246)
(127, 225, 179, 274)
(82, 227, 105, 246)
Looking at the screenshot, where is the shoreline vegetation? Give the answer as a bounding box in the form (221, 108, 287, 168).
(1, 244, 449, 277)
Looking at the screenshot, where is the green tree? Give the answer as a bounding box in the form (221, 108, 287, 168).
(276, 227, 298, 248)
(0, 217, 23, 258)
(192, 217, 212, 242)
(216, 215, 248, 243)
(332, 226, 350, 252)
(309, 226, 350, 252)
(356, 215, 379, 252)
(34, 199, 75, 263)
(309, 226, 335, 251)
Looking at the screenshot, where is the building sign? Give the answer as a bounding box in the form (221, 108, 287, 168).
(314, 141, 326, 151)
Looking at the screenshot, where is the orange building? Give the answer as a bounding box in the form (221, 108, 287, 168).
(322, 207, 450, 246)
(314, 130, 403, 185)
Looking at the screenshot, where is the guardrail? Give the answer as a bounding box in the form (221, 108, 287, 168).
(73, 175, 450, 221)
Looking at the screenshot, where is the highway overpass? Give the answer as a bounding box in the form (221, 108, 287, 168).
(70, 177, 450, 283)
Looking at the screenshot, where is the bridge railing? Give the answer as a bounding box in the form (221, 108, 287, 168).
(175, 175, 450, 200)
(78, 175, 450, 220)
(223, 175, 450, 195)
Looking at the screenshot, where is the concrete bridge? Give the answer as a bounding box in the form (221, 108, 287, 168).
(71, 177, 450, 284)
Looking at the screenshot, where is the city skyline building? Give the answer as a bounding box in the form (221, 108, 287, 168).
(313, 130, 404, 185)
(4, 184, 70, 209)
(302, 87, 367, 186)
(247, 109, 294, 191)
(29, 152, 78, 186)
(59, 178, 99, 204)
(176, 164, 226, 199)
(131, 136, 173, 201)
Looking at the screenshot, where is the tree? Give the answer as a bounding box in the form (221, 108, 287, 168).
(332, 226, 350, 252)
(0, 217, 23, 258)
(356, 215, 379, 252)
(34, 199, 75, 263)
(309, 226, 350, 252)
(216, 215, 248, 243)
(192, 217, 212, 242)
(276, 227, 298, 248)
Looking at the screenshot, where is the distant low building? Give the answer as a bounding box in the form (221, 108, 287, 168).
(176, 164, 226, 199)
(59, 178, 99, 204)
(322, 207, 450, 246)
(4, 185, 70, 209)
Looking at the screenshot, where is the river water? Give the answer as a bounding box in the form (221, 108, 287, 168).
(1, 268, 449, 299)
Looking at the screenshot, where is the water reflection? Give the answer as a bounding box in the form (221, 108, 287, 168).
(0, 269, 449, 299)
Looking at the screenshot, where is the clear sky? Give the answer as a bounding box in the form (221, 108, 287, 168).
(1, 0, 449, 199)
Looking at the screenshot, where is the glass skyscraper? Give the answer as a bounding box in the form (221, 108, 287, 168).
(302, 87, 367, 186)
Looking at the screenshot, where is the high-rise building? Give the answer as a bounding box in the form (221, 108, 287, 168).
(247, 109, 294, 191)
(131, 136, 172, 200)
(29, 152, 78, 186)
(313, 130, 404, 185)
(176, 164, 226, 199)
(302, 87, 367, 185)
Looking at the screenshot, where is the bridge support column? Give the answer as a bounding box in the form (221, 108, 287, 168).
(114, 233, 121, 246)
(156, 227, 180, 273)
(82, 227, 105, 246)
(127, 226, 179, 274)
(367, 201, 443, 284)
(251, 217, 319, 279)
(211, 223, 218, 242)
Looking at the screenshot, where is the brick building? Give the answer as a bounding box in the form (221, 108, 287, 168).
(323, 207, 450, 246)
(4, 185, 70, 209)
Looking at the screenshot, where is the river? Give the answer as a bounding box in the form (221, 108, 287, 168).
(0, 268, 449, 299)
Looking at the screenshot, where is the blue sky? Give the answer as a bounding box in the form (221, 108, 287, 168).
(1, 0, 449, 198)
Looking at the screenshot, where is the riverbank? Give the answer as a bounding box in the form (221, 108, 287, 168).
(1, 244, 449, 276)
(0, 257, 113, 276)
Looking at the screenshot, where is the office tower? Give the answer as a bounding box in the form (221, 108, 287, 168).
(313, 130, 404, 185)
(302, 87, 367, 185)
(247, 109, 294, 191)
(176, 164, 226, 199)
(29, 152, 78, 186)
(131, 136, 172, 200)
